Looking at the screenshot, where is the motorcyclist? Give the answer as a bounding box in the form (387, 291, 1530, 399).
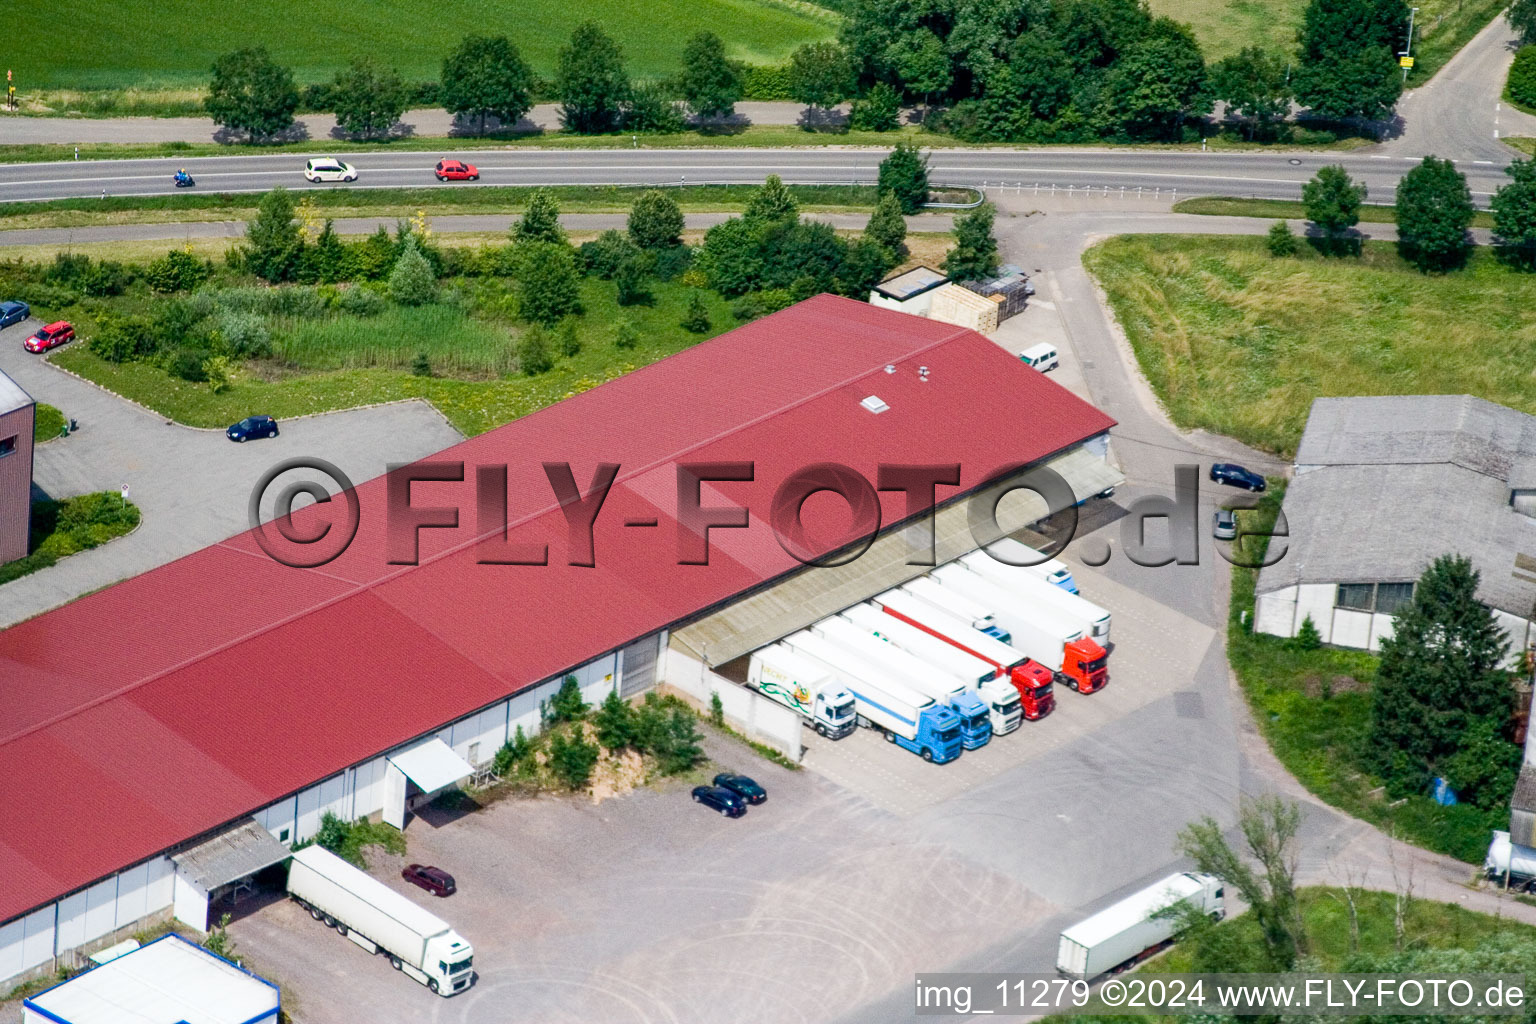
(174, 168, 191, 185)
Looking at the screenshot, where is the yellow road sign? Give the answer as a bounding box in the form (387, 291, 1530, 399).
(1399, 56, 1415, 68)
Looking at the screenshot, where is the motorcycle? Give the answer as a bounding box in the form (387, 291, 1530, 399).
(173, 173, 195, 188)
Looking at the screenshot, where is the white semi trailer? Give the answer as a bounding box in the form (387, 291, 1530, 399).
(1056, 872, 1224, 980)
(747, 644, 858, 738)
(287, 845, 475, 996)
(962, 538, 1111, 642)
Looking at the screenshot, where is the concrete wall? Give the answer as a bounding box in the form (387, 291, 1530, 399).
(661, 646, 804, 762)
(0, 402, 35, 565)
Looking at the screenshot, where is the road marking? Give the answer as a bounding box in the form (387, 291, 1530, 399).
(1476, 160, 1494, 164)
(1370, 155, 1388, 159)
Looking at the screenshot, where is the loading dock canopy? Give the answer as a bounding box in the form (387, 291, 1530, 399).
(171, 819, 292, 891)
(387, 737, 474, 793)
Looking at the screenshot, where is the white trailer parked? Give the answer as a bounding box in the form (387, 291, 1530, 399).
(961, 539, 1111, 642)
(1056, 872, 1223, 980)
(747, 644, 858, 738)
(286, 845, 475, 996)
(978, 537, 1078, 592)
(898, 576, 1010, 640)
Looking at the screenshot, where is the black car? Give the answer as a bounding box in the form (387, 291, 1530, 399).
(713, 772, 766, 804)
(227, 415, 279, 442)
(692, 785, 747, 817)
(1209, 463, 1265, 492)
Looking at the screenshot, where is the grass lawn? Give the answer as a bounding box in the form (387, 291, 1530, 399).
(1226, 486, 1508, 864)
(0, 492, 141, 586)
(1507, 138, 1536, 156)
(51, 278, 742, 436)
(32, 403, 65, 443)
(1083, 235, 1536, 457)
(4, 0, 833, 93)
(1173, 195, 1497, 229)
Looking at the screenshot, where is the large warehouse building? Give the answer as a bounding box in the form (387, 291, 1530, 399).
(0, 295, 1119, 986)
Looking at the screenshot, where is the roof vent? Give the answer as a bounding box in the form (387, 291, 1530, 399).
(918, 365, 930, 382)
(884, 364, 896, 374)
(860, 395, 890, 414)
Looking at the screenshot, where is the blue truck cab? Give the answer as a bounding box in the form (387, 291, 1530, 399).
(911, 704, 965, 763)
(949, 690, 993, 749)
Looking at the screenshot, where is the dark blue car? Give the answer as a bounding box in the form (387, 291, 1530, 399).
(1209, 463, 1266, 492)
(692, 785, 747, 818)
(0, 301, 29, 329)
(713, 772, 766, 804)
(227, 415, 279, 442)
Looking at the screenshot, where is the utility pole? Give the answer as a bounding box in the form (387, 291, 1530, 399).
(1401, 7, 1419, 83)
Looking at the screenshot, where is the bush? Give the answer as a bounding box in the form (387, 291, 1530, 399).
(633, 694, 705, 775)
(145, 249, 211, 293)
(547, 675, 589, 724)
(89, 314, 157, 363)
(579, 229, 641, 279)
(389, 237, 437, 306)
(613, 316, 640, 349)
(849, 82, 901, 131)
(1293, 614, 1322, 650)
(213, 308, 270, 358)
(709, 691, 725, 727)
(1267, 220, 1299, 257)
(332, 286, 386, 317)
(623, 81, 686, 133)
(516, 326, 553, 375)
(650, 243, 694, 282)
(46, 252, 131, 296)
(1510, 46, 1536, 109)
(411, 352, 433, 377)
(738, 62, 792, 100)
(547, 730, 600, 790)
(314, 811, 348, 853)
(513, 241, 582, 325)
(628, 189, 685, 250)
(556, 318, 581, 357)
(492, 726, 531, 775)
(681, 289, 711, 332)
(730, 289, 794, 321)
(613, 255, 651, 306)
(165, 347, 211, 382)
(593, 691, 637, 749)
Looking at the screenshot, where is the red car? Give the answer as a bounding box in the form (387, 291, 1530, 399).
(24, 321, 73, 353)
(434, 159, 479, 182)
(402, 864, 456, 896)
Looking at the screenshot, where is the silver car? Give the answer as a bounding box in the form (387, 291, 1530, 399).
(1213, 507, 1237, 540)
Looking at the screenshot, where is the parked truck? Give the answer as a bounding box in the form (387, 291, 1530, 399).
(1056, 872, 1224, 980)
(747, 644, 858, 738)
(961, 539, 1111, 642)
(811, 616, 993, 749)
(901, 576, 1011, 642)
(782, 630, 964, 763)
(876, 584, 1057, 720)
(840, 603, 1023, 735)
(931, 564, 1109, 693)
(975, 538, 1078, 592)
(286, 845, 474, 996)
(1485, 830, 1536, 891)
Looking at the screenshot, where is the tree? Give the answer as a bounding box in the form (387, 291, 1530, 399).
(743, 174, 799, 225)
(864, 190, 908, 262)
(515, 189, 566, 245)
(548, 674, 589, 723)
(759, 219, 847, 290)
(789, 42, 855, 114)
(440, 34, 535, 135)
(1370, 555, 1512, 794)
(1492, 158, 1536, 266)
(516, 326, 554, 375)
(1100, 25, 1210, 140)
(205, 47, 299, 141)
(203, 913, 236, 959)
(244, 187, 304, 282)
(944, 203, 999, 281)
(622, 81, 684, 134)
(314, 811, 349, 853)
(1266, 220, 1299, 257)
(1395, 155, 1474, 271)
(878, 140, 930, 215)
(628, 189, 684, 249)
(388, 236, 436, 305)
(849, 82, 902, 132)
(887, 28, 949, 110)
(1292, 0, 1407, 121)
(331, 58, 407, 139)
(679, 32, 742, 119)
(1003, 31, 1074, 122)
(1293, 613, 1322, 650)
(835, 237, 893, 297)
(681, 289, 712, 332)
(145, 249, 211, 293)
(556, 318, 581, 357)
(1302, 165, 1367, 249)
(556, 22, 631, 133)
(593, 690, 638, 749)
(1513, 0, 1536, 46)
(613, 256, 650, 306)
(547, 730, 599, 790)
(613, 316, 641, 349)
(514, 241, 582, 325)
(695, 217, 764, 296)
(1509, 45, 1536, 107)
(1178, 796, 1305, 969)
(1210, 47, 1292, 140)
(1056, 0, 1154, 72)
(1442, 717, 1523, 810)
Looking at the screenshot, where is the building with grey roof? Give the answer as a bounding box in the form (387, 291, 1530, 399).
(1254, 395, 1536, 660)
(0, 366, 35, 565)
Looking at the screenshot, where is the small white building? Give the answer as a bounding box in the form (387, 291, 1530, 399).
(869, 265, 949, 316)
(1255, 395, 1536, 659)
(22, 932, 279, 1024)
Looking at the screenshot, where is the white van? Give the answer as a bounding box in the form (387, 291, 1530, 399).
(1018, 343, 1059, 372)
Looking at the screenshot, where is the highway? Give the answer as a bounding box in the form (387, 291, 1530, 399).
(0, 146, 1516, 206)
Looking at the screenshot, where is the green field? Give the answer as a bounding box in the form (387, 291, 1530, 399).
(1084, 234, 1536, 457)
(4, 0, 835, 91)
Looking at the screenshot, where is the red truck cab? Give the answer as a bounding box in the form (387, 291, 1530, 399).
(1061, 638, 1109, 692)
(1008, 659, 1057, 719)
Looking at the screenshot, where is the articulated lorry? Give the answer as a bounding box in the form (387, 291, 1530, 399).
(1056, 872, 1224, 980)
(1485, 830, 1536, 891)
(840, 603, 1022, 735)
(962, 539, 1111, 643)
(932, 564, 1109, 693)
(287, 845, 475, 996)
(782, 631, 964, 763)
(811, 616, 993, 749)
(746, 644, 858, 738)
(875, 584, 1056, 720)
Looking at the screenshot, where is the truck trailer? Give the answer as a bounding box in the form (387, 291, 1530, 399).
(286, 845, 475, 996)
(747, 644, 858, 738)
(961, 539, 1111, 642)
(781, 631, 964, 763)
(1485, 830, 1536, 891)
(840, 603, 1022, 735)
(1056, 872, 1224, 980)
(875, 585, 1056, 720)
(975, 537, 1079, 592)
(931, 565, 1110, 693)
(899, 576, 1011, 641)
(810, 616, 993, 749)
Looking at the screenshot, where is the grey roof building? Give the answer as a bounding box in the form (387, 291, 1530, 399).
(1254, 395, 1536, 657)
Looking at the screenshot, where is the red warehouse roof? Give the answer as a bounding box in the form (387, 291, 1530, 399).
(0, 294, 1115, 923)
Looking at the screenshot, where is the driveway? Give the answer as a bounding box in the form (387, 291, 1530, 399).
(0, 320, 462, 626)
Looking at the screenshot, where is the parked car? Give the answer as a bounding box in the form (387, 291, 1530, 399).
(0, 300, 29, 329)
(691, 785, 747, 817)
(435, 159, 479, 181)
(401, 864, 456, 897)
(1018, 342, 1059, 372)
(712, 772, 766, 804)
(1209, 463, 1266, 492)
(1213, 507, 1237, 540)
(23, 321, 74, 353)
(304, 158, 358, 183)
(227, 415, 279, 442)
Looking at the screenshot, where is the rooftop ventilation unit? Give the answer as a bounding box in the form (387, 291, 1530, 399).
(860, 395, 890, 414)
